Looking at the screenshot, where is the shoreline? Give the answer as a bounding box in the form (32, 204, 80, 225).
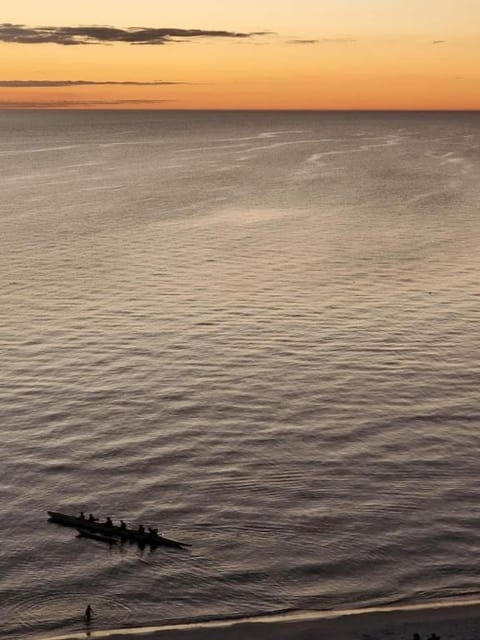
(37, 597, 480, 640)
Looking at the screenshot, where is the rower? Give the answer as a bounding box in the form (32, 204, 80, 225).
(79, 511, 86, 520)
(120, 520, 127, 530)
(148, 527, 159, 538)
(88, 514, 97, 523)
(138, 524, 145, 534)
(105, 517, 113, 527)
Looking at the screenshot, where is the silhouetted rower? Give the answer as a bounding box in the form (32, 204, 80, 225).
(88, 514, 97, 523)
(120, 520, 127, 530)
(105, 517, 113, 527)
(138, 524, 145, 534)
(79, 511, 86, 520)
(85, 604, 93, 623)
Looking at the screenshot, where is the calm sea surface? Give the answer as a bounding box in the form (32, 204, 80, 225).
(0, 111, 479, 639)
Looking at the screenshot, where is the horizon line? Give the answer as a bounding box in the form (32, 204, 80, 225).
(1, 107, 480, 112)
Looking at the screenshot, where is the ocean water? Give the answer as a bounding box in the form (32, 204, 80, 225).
(0, 110, 479, 639)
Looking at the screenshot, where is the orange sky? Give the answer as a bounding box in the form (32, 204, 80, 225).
(1, 0, 479, 109)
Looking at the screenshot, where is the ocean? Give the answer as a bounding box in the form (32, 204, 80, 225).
(0, 110, 479, 639)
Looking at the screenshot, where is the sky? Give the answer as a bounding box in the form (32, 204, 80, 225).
(1, 0, 479, 109)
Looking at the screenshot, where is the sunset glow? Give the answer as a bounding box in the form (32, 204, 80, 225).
(1, 0, 479, 109)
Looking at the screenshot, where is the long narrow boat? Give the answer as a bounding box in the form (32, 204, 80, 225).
(48, 511, 188, 549)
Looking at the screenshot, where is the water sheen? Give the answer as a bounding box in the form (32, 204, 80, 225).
(0, 110, 479, 639)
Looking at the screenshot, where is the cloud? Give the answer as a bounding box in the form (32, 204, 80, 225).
(0, 80, 186, 87)
(432, 40, 446, 45)
(0, 99, 175, 108)
(287, 39, 319, 45)
(287, 37, 356, 45)
(0, 23, 266, 46)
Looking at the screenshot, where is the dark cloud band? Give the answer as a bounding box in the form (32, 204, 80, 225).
(0, 99, 176, 108)
(0, 80, 186, 87)
(0, 23, 266, 46)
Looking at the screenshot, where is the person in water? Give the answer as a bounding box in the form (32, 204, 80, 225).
(85, 604, 93, 623)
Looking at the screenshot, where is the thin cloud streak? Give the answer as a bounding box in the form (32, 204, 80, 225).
(0, 99, 176, 108)
(0, 23, 267, 46)
(0, 80, 187, 87)
(287, 39, 319, 45)
(287, 37, 356, 45)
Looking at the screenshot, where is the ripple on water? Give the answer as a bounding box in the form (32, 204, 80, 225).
(1, 111, 480, 638)
(2, 592, 131, 635)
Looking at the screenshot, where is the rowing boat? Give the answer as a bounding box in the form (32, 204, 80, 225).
(48, 511, 188, 549)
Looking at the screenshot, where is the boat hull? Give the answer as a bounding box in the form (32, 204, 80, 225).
(77, 528, 118, 544)
(48, 511, 187, 549)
